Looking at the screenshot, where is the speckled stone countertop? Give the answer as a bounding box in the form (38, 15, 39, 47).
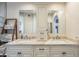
(6, 39, 79, 45)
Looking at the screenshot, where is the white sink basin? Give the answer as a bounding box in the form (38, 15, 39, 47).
(45, 39, 67, 44)
(45, 39, 77, 44)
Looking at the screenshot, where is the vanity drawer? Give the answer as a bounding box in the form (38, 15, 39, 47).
(50, 45, 77, 57)
(6, 45, 33, 57)
(7, 50, 33, 57)
(34, 46, 49, 57)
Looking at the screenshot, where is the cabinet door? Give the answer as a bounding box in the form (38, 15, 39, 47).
(34, 46, 49, 57)
(50, 45, 77, 57)
(38, 8, 48, 29)
(6, 45, 33, 57)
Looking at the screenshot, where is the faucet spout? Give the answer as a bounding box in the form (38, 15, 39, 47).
(55, 35, 60, 39)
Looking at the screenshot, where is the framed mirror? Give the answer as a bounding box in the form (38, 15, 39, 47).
(48, 10, 66, 35)
(19, 10, 37, 38)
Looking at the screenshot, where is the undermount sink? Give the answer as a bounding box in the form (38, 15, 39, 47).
(36, 39, 48, 42)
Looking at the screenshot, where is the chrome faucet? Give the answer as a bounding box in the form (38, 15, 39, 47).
(55, 35, 60, 39)
(25, 35, 29, 39)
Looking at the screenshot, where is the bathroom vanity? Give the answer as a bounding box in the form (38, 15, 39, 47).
(5, 39, 79, 57)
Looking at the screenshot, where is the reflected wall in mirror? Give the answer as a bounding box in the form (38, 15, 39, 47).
(19, 10, 36, 36)
(48, 10, 66, 35)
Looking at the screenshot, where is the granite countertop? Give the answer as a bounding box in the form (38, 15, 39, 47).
(6, 39, 79, 45)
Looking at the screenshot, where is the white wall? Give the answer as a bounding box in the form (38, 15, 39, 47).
(7, 2, 65, 38)
(65, 2, 79, 38)
(7, 2, 38, 38)
(0, 2, 6, 17)
(7, 2, 37, 18)
(5, 2, 79, 39)
(47, 3, 65, 10)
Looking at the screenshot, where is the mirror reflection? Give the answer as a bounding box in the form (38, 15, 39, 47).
(48, 10, 65, 35)
(19, 10, 37, 38)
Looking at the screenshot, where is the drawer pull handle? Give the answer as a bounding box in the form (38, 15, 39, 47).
(40, 33, 44, 34)
(40, 38, 44, 39)
(62, 52, 66, 55)
(39, 48, 45, 50)
(17, 52, 22, 55)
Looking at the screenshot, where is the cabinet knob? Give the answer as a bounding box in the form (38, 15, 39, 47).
(62, 52, 66, 55)
(17, 52, 22, 55)
(39, 48, 45, 50)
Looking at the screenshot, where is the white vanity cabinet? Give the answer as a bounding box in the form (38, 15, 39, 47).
(6, 45, 33, 57)
(6, 45, 79, 57)
(6, 40, 79, 57)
